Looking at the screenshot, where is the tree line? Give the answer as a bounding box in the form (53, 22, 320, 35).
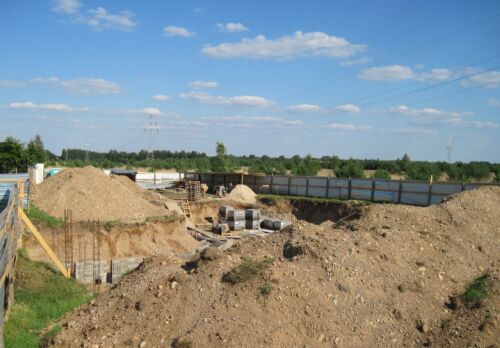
(0, 135, 498, 182)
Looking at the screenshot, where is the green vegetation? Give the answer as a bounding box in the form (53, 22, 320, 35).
(25, 204, 63, 228)
(462, 274, 491, 306)
(258, 194, 370, 206)
(260, 282, 273, 296)
(223, 256, 275, 284)
(4, 250, 92, 347)
(1, 135, 498, 183)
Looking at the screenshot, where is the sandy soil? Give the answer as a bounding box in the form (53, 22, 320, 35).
(32, 167, 171, 222)
(53, 187, 499, 347)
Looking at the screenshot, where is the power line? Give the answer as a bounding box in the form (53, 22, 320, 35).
(275, 13, 500, 102)
(145, 114, 159, 163)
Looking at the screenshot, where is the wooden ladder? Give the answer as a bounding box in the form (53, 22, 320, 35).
(180, 200, 192, 218)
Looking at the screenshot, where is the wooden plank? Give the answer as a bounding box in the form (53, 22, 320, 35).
(19, 208, 70, 278)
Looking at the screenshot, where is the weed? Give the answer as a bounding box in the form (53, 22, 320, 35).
(145, 215, 180, 223)
(260, 282, 273, 296)
(25, 204, 63, 228)
(257, 194, 370, 206)
(462, 273, 491, 307)
(38, 324, 62, 348)
(223, 256, 275, 284)
(4, 253, 92, 347)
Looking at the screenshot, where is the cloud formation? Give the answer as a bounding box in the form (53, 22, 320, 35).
(340, 57, 373, 66)
(52, 0, 81, 14)
(202, 115, 302, 127)
(384, 105, 497, 129)
(323, 123, 370, 130)
(0, 77, 122, 95)
(164, 25, 196, 37)
(462, 71, 500, 89)
(152, 95, 171, 101)
(180, 91, 273, 107)
(202, 31, 366, 59)
(7, 101, 88, 112)
(286, 104, 324, 113)
(216, 22, 249, 33)
(52, 0, 136, 31)
(359, 65, 453, 82)
(188, 81, 218, 89)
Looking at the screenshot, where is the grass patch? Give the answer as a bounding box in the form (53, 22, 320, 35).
(223, 256, 275, 284)
(462, 273, 491, 306)
(4, 250, 92, 348)
(24, 204, 62, 228)
(145, 215, 181, 223)
(260, 282, 273, 296)
(257, 194, 370, 206)
(38, 325, 62, 348)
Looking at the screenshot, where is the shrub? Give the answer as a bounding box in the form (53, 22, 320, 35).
(223, 256, 275, 284)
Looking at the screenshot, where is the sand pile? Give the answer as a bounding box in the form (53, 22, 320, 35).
(226, 184, 257, 204)
(32, 167, 169, 222)
(55, 187, 499, 347)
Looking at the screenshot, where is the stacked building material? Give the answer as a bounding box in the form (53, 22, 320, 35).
(186, 180, 202, 201)
(219, 205, 234, 219)
(244, 208, 261, 230)
(217, 205, 262, 231)
(226, 209, 245, 231)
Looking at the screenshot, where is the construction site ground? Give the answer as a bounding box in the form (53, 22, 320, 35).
(50, 186, 499, 347)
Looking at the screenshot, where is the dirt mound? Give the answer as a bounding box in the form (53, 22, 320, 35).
(54, 187, 500, 347)
(226, 184, 256, 204)
(32, 167, 169, 222)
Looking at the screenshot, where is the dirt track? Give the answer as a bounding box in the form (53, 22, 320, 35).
(53, 187, 499, 347)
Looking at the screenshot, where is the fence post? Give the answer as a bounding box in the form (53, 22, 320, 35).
(287, 176, 291, 196)
(397, 179, 403, 203)
(348, 178, 352, 200)
(461, 182, 465, 191)
(270, 174, 274, 194)
(211, 174, 215, 193)
(254, 175, 257, 192)
(371, 178, 375, 202)
(325, 177, 330, 198)
(306, 177, 309, 197)
(427, 175, 433, 206)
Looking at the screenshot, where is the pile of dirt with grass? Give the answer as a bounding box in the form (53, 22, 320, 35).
(225, 184, 257, 204)
(32, 167, 170, 222)
(53, 187, 499, 347)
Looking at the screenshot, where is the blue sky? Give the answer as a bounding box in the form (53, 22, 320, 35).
(0, 0, 499, 161)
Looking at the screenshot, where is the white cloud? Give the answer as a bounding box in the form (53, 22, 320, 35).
(121, 107, 165, 116)
(0, 80, 26, 88)
(333, 103, 360, 113)
(216, 22, 249, 33)
(52, 0, 81, 14)
(57, 78, 122, 95)
(153, 95, 171, 101)
(0, 77, 122, 95)
(359, 65, 453, 82)
(397, 128, 437, 135)
(340, 57, 373, 66)
(7, 101, 88, 112)
(202, 115, 302, 127)
(180, 91, 273, 107)
(384, 105, 497, 129)
(462, 71, 500, 89)
(202, 31, 366, 59)
(52, 1, 136, 31)
(81, 7, 136, 31)
(286, 104, 324, 113)
(163, 25, 196, 37)
(188, 80, 218, 89)
(323, 123, 370, 131)
(487, 98, 499, 106)
(359, 65, 416, 81)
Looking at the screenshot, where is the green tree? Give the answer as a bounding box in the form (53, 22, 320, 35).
(336, 160, 364, 178)
(0, 136, 27, 173)
(211, 142, 233, 172)
(26, 134, 46, 165)
(372, 168, 391, 179)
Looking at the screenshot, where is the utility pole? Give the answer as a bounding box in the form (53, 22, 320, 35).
(446, 137, 455, 163)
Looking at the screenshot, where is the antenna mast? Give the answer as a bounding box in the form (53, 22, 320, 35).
(446, 137, 455, 163)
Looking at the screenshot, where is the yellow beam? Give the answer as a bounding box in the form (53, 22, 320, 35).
(19, 208, 70, 278)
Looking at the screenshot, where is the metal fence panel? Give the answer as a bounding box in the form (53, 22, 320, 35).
(400, 181, 429, 205)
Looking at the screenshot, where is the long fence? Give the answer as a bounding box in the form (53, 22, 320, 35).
(0, 181, 22, 347)
(185, 172, 496, 206)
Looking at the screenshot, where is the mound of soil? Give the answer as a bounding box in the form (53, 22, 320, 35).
(32, 167, 170, 222)
(226, 184, 257, 204)
(54, 187, 499, 347)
